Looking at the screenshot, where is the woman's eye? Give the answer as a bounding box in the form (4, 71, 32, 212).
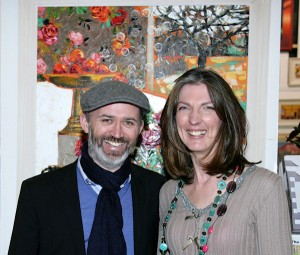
(178, 105, 188, 111)
(202, 105, 215, 111)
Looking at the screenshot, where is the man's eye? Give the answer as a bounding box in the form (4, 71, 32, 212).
(101, 118, 112, 123)
(125, 121, 135, 126)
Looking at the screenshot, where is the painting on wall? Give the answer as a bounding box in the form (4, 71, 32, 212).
(279, 99, 300, 136)
(280, 0, 294, 51)
(37, 5, 250, 174)
(289, 57, 300, 86)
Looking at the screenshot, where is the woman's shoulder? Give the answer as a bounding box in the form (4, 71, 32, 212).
(160, 179, 178, 196)
(245, 165, 281, 183)
(240, 165, 283, 194)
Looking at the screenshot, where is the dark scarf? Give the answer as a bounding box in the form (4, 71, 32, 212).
(80, 142, 130, 255)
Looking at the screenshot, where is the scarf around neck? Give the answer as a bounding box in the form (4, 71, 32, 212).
(80, 142, 130, 255)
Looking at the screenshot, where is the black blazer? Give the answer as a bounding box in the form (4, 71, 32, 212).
(8, 160, 166, 255)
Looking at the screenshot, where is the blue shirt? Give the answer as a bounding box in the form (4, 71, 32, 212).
(76, 159, 134, 254)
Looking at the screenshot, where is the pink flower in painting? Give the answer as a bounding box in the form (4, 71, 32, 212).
(60, 55, 72, 66)
(37, 58, 47, 74)
(90, 52, 103, 64)
(38, 7, 46, 17)
(38, 22, 59, 45)
(153, 111, 162, 124)
(141, 126, 161, 150)
(68, 31, 84, 46)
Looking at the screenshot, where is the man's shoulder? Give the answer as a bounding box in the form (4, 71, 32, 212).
(23, 160, 78, 185)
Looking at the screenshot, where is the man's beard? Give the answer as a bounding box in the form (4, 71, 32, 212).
(87, 126, 136, 170)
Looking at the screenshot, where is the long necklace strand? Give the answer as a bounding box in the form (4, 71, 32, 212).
(159, 168, 238, 255)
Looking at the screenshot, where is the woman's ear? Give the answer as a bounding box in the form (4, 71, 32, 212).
(80, 114, 89, 133)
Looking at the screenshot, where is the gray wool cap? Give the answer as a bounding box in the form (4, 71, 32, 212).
(80, 80, 150, 116)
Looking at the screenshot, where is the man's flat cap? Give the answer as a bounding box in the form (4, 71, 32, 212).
(80, 80, 150, 115)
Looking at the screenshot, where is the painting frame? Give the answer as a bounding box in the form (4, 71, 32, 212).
(279, 99, 300, 128)
(289, 57, 300, 86)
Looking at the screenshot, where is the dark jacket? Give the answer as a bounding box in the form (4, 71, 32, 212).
(9, 160, 166, 255)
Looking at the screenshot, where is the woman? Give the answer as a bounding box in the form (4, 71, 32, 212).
(157, 68, 292, 255)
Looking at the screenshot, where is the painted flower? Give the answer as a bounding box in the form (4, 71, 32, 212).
(60, 55, 72, 66)
(82, 59, 97, 72)
(38, 22, 59, 46)
(90, 6, 110, 22)
(90, 52, 103, 64)
(141, 126, 161, 150)
(111, 9, 128, 26)
(74, 135, 88, 157)
(112, 37, 131, 56)
(68, 31, 84, 46)
(69, 64, 83, 74)
(96, 64, 109, 74)
(70, 49, 85, 63)
(37, 58, 47, 74)
(152, 111, 162, 124)
(53, 63, 68, 74)
(38, 7, 46, 17)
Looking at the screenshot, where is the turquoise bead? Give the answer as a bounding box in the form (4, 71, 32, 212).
(200, 235, 207, 245)
(159, 242, 168, 252)
(165, 214, 170, 221)
(203, 222, 211, 231)
(198, 251, 205, 255)
(209, 208, 215, 217)
(170, 202, 176, 209)
(217, 180, 226, 190)
(214, 195, 220, 203)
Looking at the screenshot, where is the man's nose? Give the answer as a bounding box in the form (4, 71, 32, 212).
(110, 122, 123, 138)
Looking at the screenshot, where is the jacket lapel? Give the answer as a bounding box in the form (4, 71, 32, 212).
(131, 164, 146, 254)
(55, 161, 86, 255)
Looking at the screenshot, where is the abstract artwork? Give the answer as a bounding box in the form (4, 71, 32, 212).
(37, 5, 250, 174)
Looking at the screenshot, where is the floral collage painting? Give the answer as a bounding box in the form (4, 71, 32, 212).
(37, 5, 250, 174)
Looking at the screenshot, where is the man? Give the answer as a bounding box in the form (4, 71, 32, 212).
(9, 81, 166, 255)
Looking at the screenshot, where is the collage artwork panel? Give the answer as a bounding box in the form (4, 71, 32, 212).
(37, 5, 249, 174)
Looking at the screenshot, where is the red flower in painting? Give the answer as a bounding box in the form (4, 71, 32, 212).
(74, 135, 88, 157)
(90, 6, 110, 23)
(96, 64, 109, 74)
(53, 63, 68, 74)
(38, 22, 59, 46)
(70, 49, 85, 64)
(69, 64, 83, 74)
(82, 59, 97, 73)
(111, 9, 128, 26)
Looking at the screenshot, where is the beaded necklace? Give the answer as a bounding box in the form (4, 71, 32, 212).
(159, 169, 237, 255)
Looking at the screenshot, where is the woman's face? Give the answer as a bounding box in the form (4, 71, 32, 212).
(175, 83, 222, 160)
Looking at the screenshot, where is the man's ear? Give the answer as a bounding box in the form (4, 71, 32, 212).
(139, 120, 144, 134)
(80, 114, 89, 133)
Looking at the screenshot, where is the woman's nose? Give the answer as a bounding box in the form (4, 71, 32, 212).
(189, 109, 202, 125)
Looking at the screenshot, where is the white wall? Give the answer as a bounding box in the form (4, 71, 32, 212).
(0, 0, 19, 253)
(0, 0, 282, 253)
